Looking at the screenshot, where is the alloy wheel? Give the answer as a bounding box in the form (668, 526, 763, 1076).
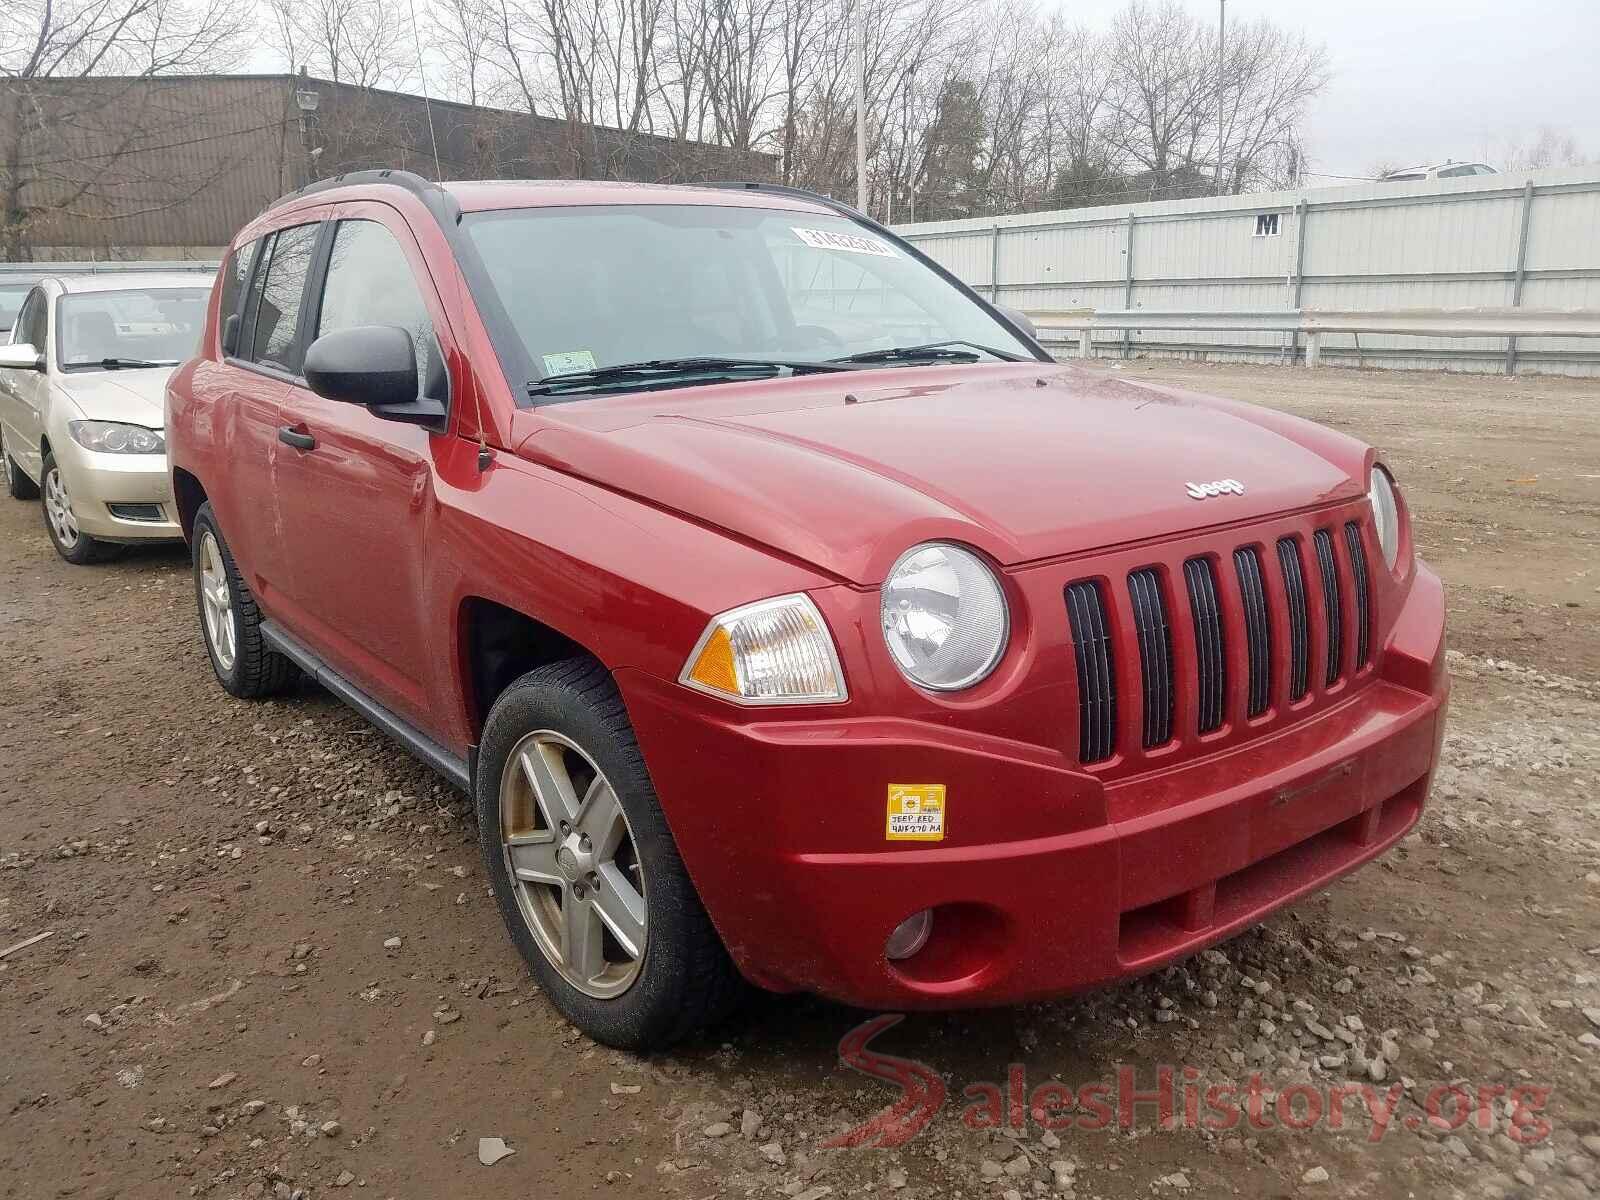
(1, 429, 11, 491)
(498, 730, 647, 999)
(198, 529, 237, 671)
(43, 466, 79, 549)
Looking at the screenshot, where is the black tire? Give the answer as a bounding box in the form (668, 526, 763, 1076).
(2, 428, 37, 499)
(191, 501, 296, 699)
(40, 451, 119, 564)
(475, 657, 742, 1051)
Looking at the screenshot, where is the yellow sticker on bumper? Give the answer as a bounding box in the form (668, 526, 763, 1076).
(886, 784, 946, 841)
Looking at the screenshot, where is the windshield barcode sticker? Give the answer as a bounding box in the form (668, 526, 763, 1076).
(792, 227, 897, 258)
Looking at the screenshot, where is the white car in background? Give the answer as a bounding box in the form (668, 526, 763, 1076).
(0, 273, 211, 564)
(1380, 161, 1498, 182)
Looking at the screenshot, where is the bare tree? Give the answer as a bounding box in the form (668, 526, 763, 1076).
(261, 0, 407, 89)
(317, 0, 1334, 213)
(431, 0, 495, 108)
(1217, 17, 1328, 192)
(1494, 126, 1592, 172)
(1101, 0, 1215, 198)
(0, 0, 249, 257)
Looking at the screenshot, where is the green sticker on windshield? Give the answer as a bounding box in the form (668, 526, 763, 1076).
(542, 350, 597, 376)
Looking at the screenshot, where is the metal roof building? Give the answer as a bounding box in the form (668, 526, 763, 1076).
(0, 74, 774, 261)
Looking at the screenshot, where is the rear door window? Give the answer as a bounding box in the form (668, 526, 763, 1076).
(245, 223, 320, 373)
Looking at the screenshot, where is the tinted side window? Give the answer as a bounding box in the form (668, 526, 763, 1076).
(249, 223, 319, 372)
(316, 220, 434, 371)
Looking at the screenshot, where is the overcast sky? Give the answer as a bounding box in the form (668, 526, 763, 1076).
(1060, 0, 1600, 178)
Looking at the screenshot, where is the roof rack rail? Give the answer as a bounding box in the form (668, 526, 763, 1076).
(701, 180, 865, 219)
(262, 167, 461, 233)
(270, 168, 440, 209)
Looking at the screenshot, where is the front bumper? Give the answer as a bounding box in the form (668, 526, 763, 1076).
(54, 439, 181, 541)
(618, 564, 1448, 1010)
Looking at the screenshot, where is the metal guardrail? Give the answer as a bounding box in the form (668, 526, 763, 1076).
(1026, 307, 1600, 370)
(0, 260, 218, 277)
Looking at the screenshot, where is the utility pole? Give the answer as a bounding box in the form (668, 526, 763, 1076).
(855, 0, 867, 214)
(1216, 0, 1227, 195)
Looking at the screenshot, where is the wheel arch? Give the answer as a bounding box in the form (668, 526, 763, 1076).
(170, 467, 208, 543)
(458, 596, 599, 740)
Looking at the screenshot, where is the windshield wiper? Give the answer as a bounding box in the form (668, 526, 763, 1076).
(830, 340, 1026, 366)
(528, 355, 857, 397)
(96, 357, 178, 369)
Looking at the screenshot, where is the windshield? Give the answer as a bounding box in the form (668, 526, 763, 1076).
(457, 203, 1038, 402)
(57, 287, 209, 371)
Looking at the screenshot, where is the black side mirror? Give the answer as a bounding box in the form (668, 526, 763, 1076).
(998, 305, 1038, 340)
(221, 312, 241, 357)
(303, 325, 446, 427)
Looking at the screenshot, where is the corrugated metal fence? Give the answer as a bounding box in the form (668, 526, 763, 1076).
(893, 164, 1600, 374)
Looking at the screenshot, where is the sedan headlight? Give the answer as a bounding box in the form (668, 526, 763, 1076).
(69, 420, 164, 455)
(1367, 465, 1402, 571)
(881, 542, 1009, 691)
(680, 594, 847, 704)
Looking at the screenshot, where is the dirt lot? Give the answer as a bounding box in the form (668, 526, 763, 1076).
(2, 361, 1598, 1200)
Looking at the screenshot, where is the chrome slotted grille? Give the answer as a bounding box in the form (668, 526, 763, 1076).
(1344, 521, 1372, 668)
(1066, 507, 1378, 768)
(1233, 546, 1273, 718)
(1182, 557, 1226, 734)
(1064, 581, 1117, 763)
(1276, 536, 1311, 702)
(1313, 528, 1343, 686)
(1128, 568, 1174, 749)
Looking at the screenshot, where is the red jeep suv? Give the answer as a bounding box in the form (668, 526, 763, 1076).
(165, 170, 1448, 1050)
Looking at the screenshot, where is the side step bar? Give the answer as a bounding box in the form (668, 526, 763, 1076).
(260, 619, 472, 793)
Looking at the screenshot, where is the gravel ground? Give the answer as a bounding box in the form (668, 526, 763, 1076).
(2, 361, 1598, 1200)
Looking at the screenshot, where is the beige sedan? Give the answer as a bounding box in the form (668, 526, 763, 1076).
(0, 272, 211, 563)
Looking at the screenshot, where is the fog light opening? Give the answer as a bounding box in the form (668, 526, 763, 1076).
(885, 909, 933, 961)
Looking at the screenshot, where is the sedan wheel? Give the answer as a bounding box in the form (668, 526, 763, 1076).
(197, 528, 237, 672)
(39, 452, 115, 564)
(43, 463, 79, 549)
(499, 730, 647, 999)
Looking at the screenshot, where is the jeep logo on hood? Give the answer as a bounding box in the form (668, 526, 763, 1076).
(1185, 478, 1246, 500)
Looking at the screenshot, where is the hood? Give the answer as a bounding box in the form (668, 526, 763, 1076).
(513, 363, 1371, 585)
(55, 368, 172, 428)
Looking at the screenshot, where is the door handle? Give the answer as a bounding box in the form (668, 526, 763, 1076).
(278, 426, 316, 451)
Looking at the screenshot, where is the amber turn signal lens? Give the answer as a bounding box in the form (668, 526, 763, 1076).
(679, 594, 847, 705)
(685, 625, 740, 695)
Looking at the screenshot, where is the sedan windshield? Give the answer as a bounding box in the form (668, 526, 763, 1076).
(456, 203, 1039, 402)
(57, 287, 209, 371)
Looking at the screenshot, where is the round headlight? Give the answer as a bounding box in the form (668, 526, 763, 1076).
(1368, 465, 1401, 571)
(881, 542, 1009, 691)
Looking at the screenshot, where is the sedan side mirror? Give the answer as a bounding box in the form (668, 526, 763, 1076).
(997, 306, 1038, 341)
(303, 325, 446, 428)
(0, 343, 44, 371)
